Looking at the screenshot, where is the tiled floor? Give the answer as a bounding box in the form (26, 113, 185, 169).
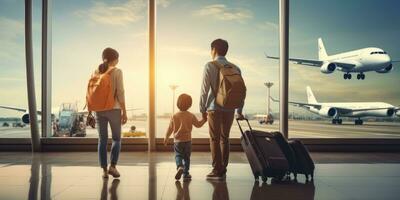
(0, 152, 400, 200)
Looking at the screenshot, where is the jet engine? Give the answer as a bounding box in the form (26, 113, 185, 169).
(320, 62, 336, 74)
(22, 113, 30, 124)
(396, 110, 400, 117)
(376, 64, 393, 73)
(318, 107, 338, 118)
(387, 108, 395, 117)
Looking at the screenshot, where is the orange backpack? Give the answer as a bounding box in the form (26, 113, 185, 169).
(86, 67, 115, 112)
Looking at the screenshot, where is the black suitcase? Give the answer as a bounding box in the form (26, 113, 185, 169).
(288, 139, 315, 181)
(272, 132, 297, 177)
(237, 118, 289, 182)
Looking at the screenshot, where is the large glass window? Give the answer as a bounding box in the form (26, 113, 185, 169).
(156, 1, 280, 139)
(52, 0, 148, 138)
(288, 0, 400, 138)
(0, 1, 42, 138)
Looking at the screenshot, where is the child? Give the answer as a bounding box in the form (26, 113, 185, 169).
(164, 93, 207, 180)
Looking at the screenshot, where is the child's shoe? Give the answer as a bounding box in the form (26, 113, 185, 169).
(175, 166, 184, 180)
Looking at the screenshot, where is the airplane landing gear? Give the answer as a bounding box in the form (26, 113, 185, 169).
(332, 119, 343, 125)
(355, 119, 363, 125)
(357, 73, 365, 80)
(344, 73, 352, 80)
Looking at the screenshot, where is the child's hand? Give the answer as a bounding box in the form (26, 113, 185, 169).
(202, 112, 208, 120)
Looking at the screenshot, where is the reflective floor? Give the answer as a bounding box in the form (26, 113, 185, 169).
(0, 152, 400, 200)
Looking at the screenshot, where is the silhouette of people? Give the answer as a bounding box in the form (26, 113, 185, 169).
(101, 178, 120, 200)
(207, 180, 230, 200)
(250, 179, 315, 200)
(175, 180, 190, 200)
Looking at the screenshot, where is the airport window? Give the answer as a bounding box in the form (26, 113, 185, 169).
(0, 0, 42, 138)
(156, 1, 280, 139)
(287, 0, 400, 138)
(51, 0, 148, 138)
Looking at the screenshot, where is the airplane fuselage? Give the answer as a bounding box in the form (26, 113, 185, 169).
(308, 102, 396, 118)
(323, 47, 392, 73)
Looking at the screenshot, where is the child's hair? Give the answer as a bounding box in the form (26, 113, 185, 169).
(177, 93, 192, 111)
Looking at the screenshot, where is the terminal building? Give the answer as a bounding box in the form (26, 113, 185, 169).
(0, 0, 399, 199)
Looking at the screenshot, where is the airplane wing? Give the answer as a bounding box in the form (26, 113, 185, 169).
(266, 54, 356, 70)
(0, 105, 42, 115)
(334, 62, 356, 70)
(270, 97, 321, 109)
(76, 108, 143, 115)
(0, 105, 27, 113)
(266, 55, 322, 66)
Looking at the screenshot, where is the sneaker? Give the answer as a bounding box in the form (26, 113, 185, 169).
(175, 167, 184, 180)
(108, 166, 120, 178)
(102, 170, 109, 179)
(183, 174, 192, 180)
(206, 171, 223, 180)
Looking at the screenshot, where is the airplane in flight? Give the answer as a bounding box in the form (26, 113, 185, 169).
(266, 38, 399, 80)
(271, 86, 399, 125)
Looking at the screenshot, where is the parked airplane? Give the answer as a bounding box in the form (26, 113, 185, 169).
(271, 86, 399, 125)
(266, 38, 399, 80)
(0, 104, 141, 137)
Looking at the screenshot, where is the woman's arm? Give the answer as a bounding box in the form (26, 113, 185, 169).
(115, 69, 127, 124)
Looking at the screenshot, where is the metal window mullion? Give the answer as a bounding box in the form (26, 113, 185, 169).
(42, 0, 52, 138)
(25, 0, 41, 151)
(279, 0, 289, 139)
(148, 0, 156, 151)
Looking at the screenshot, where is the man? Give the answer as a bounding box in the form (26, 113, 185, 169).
(200, 38, 245, 180)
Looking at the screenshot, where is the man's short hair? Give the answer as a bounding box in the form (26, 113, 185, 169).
(177, 93, 192, 111)
(211, 39, 229, 56)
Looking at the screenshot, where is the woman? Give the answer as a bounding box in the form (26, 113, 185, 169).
(94, 47, 128, 178)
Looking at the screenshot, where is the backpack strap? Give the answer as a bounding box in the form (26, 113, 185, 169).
(210, 61, 224, 97)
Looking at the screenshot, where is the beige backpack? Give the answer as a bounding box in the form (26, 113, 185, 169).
(211, 61, 246, 109)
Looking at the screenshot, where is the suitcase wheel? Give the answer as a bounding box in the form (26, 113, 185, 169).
(261, 176, 268, 183)
(254, 174, 259, 181)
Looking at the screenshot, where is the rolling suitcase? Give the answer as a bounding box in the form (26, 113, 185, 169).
(237, 118, 289, 182)
(272, 132, 297, 177)
(288, 139, 315, 181)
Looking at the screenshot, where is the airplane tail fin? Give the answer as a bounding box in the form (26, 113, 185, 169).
(306, 86, 318, 104)
(318, 38, 328, 60)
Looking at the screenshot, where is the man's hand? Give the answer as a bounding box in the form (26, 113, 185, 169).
(237, 113, 245, 120)
(202, 112, 208, 120)
(163, 138, 168, 146)
(121, 113, 128, 125)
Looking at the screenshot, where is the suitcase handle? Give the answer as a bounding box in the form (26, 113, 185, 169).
(236, 118, 252, 137)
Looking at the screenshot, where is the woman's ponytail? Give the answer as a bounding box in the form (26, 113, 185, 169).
(98, 60, 109, 74)
(98, 47, 119, 74)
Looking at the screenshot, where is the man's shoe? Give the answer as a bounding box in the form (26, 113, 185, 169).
(206, 171, 223, 180)
(175, 167, 184, 180)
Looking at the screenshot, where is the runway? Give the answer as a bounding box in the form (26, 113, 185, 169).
(1, 119, 399, 138)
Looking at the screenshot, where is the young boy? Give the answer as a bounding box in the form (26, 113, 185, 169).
(164, 93, 207, 180)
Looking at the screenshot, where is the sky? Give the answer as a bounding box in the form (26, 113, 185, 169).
(0, 0, 399, 118)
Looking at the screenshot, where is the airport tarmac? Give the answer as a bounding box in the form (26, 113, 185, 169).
(0, 119, 399, 138)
